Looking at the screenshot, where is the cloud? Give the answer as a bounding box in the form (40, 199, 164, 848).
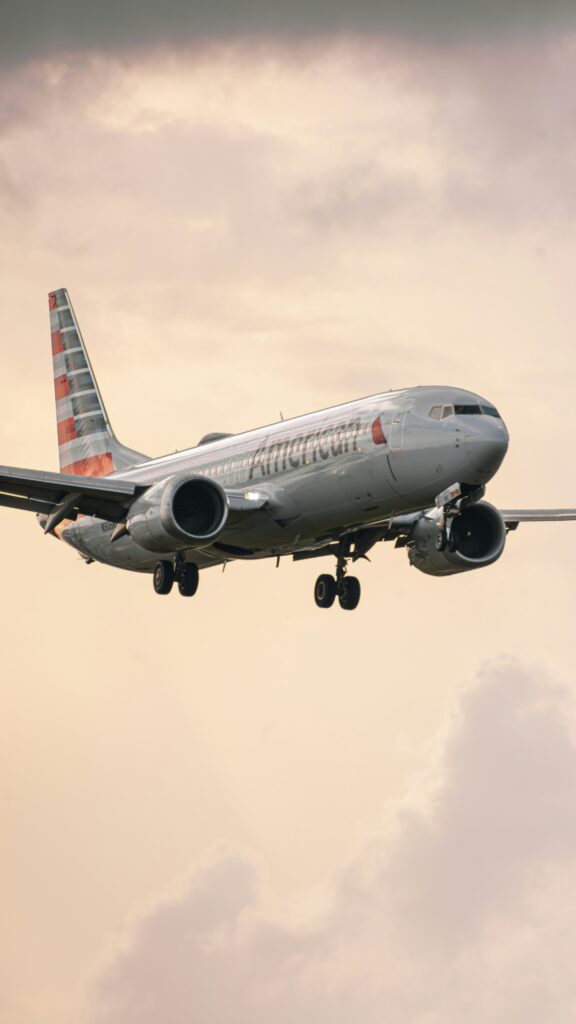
(0, 159, 28, 219)
(2, 44, 576, 450)
(5, 39, 576, 249)
(88, 661, 576, 1024)
(2, 0, 576, 68)
(289, 161, 430, 231)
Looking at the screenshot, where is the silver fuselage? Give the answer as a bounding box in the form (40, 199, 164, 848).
(62, 385, 509, 572)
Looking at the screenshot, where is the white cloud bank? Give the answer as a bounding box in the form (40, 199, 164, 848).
(88, 661, 576, 1024)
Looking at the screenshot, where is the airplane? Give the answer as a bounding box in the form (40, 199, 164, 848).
(1, 287, 575, 611)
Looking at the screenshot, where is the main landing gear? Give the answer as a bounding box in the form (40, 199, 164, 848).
(153, 559, 199, 597)
(314, 538, 361, 611)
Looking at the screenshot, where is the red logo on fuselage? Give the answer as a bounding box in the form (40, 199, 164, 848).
(371, 417, 387, 445)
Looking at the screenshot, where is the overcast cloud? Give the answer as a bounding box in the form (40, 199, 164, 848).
(2, 0, 576, 67)
(89, 662, 576, 1024)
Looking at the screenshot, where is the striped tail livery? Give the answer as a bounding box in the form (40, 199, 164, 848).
(49, 288, 144, 476)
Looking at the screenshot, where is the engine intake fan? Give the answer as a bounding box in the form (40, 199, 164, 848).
(127, 475, 228, 553)
(408, 500, 506, 577)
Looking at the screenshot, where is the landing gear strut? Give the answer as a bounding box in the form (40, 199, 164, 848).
(314, 538, 361, 611)
(153, 558, 199, 597)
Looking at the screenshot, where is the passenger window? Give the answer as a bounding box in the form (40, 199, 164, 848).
(442, 405, 454, 419)
(429, 406, 442, 420)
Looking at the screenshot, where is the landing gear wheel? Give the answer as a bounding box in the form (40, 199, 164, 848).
(153, 560, 174, 595)
(314, 573, 337, 608)
(178, 562, 199, 597)
(338, 575, 361, 611)
(435, 528, 447, 552)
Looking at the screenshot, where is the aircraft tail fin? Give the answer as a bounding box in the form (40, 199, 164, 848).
(49, 288, 147, 476)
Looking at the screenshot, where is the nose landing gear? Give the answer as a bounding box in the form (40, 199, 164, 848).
(314, 538, 362, 611)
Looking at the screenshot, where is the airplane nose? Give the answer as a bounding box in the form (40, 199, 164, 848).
(464, 420, 509, 477)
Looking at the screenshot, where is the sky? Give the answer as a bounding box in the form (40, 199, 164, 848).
(1, 4, 576, 1023)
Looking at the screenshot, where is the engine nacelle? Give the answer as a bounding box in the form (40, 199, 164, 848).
(408, 500, 506, 577)
(127, 475, 228, 553)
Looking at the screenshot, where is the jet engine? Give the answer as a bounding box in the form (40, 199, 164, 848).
(408, 500, 506, 577)
(126, 475, 228, 553)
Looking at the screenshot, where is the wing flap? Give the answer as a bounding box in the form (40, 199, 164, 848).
(0, 493, 56, 515)
(0, 465, 138, 523)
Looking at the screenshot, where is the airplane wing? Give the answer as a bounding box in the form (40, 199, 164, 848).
(353, 506, 576, 555)
(380, 508, 576, 543)
(0, 467, 272, 540)
(0, 465, 139, 531)
(500, 509, 576, 523)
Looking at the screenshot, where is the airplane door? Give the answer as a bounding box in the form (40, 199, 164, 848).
(387, 398, 458, 502)
(364, 402, 412, 501)
(388, 400, 414, 452)
(386, 400, 417, 495)
(389, 410, 407, 451)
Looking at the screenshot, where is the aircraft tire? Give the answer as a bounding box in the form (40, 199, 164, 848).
(314, 573, 337, 608)
(178, 562, 199, 597)
(338, 576, 361, 611)
(153, 560, 175, 595)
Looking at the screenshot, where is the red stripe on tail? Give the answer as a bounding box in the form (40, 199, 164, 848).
(54, 375, 70, 400)
(60, 453, 115, 477)
(51, 330, 64, 355)
(57, 417, 77, 444)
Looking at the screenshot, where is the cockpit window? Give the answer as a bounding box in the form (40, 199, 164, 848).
(454, 404, 482, 415)
(480, 404, 501, 418)
(453, 403, 502, 418)
(431, 403, 501, 420)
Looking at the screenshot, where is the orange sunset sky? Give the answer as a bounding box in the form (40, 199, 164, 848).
(1, 5, 576, 1022)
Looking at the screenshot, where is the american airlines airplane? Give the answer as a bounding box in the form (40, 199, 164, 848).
(1, 289, 575, 610)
